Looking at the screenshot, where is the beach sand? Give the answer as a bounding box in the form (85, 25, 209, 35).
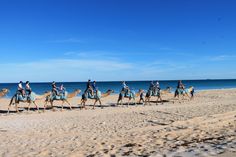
(0, 89, 235, 157)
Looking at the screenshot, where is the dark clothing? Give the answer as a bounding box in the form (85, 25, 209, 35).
(190, 89, 194, 97)
(85, 82, 91, 90)
(149, 82, 154, 90)
(92, 83, 96, 91)
(85, 81, 93, 94)
(177, 82, 184, 89)
(25, 84, 32, 95)
(86, 82, 91, 89)
(52, 84, 58, 95)
(52, 84, 57, 89)
(18, 89, 25, 96)
(26, 89, 32, 95)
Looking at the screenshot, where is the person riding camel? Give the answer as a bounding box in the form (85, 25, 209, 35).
(149, 81, 154, 91)
(92, 81, 97, 96)
(155, 81, 160, 89)
(59, 84, 66, 96)
(25, 81, 32, 96)
(138, 89, 145, 104)
(85, 79, 93, 95)
(154, 81, 161, 95)
(175, 80, 185, 97)
(177, 80, 184, 89)
(18, 81, 25, 97)
(52, 81, 59, 96)
(122, 81, 129, 96)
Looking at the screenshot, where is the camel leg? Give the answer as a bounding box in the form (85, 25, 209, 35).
(142, 98, 145, 105)
(121, 98, 124, 107)
(43, 101, 48, 112)
(65, 99, 72, 110)
(117, 98, 122, 106)
(15, 103, 19, 113)
(158, 96, 163, 105)
(28, 102, 31, 111)
(7, 104, 12, 114)
(98, 99, 102, 108)
(33, 101, 40, 112)
(84, 101, 86, 109)
(144, 97, 147, 106)
(117, 98, 121, 106)
(156, 97, 160, 105)
(80, 99, 84, 110)
(51, 101, 56, 111)
(186, 94, 191, 100)
(81, 98, 87, 110)
(83, 101, 86, 109)
(145, 97, 150, 106)
(133, 98, 137, 106)
(61, 100, 64, 111)
(93, 100, 97, 109)
(156, 97, 158, 105)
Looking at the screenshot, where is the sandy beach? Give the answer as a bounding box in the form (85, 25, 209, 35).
(0, 89, 235, 157)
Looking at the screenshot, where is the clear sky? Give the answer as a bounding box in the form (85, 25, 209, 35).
(0, 0, 235, 82)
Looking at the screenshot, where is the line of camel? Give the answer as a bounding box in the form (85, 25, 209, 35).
(0, 87, 194, 114)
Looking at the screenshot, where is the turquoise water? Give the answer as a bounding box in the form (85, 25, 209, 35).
(1, 79, 236, 97)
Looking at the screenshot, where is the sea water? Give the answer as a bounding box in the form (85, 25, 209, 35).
(1, 79, 236, 97)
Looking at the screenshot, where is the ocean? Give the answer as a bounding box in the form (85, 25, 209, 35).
(1, 79, 236, 97)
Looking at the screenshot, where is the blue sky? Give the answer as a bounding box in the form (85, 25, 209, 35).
(0, 0, 236, 82)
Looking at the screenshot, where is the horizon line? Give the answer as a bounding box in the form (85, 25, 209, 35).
(0, 78, 236, 84)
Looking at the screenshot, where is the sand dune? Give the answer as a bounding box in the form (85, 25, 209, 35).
(0, 89, 235, 156)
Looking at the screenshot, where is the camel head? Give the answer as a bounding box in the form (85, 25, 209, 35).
(1, 88, 9, 94)
(135, 89, 143, 97)
(166, 87, 172, 93)
(74, 89, 81, 94)
(138, 89, 144, 93)
(44, 91, 51, 94)
(43, 91, 51, 97)
(0, 88, 9, 98)
(106, 89, 114, 94)
(189, 86, 194, 92)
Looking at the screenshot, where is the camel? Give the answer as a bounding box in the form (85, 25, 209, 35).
(160, 87, 172, 94)
(0, 88, 9, 98)
(80, 89, 114, 109)
(117, 89, 142, 106)
(44, 89, 81, 111)
(174, 86, 194, 101)
(8, 91, 51, 113)
(144, 89, 162, 105)
(144, 87, 172, 105)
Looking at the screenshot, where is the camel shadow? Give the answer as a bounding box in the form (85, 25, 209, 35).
(149, 100, 171, 103)
(0, 109, 24, 114)
(53, 106, 80, 110)
(79, 104, 109, 108)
